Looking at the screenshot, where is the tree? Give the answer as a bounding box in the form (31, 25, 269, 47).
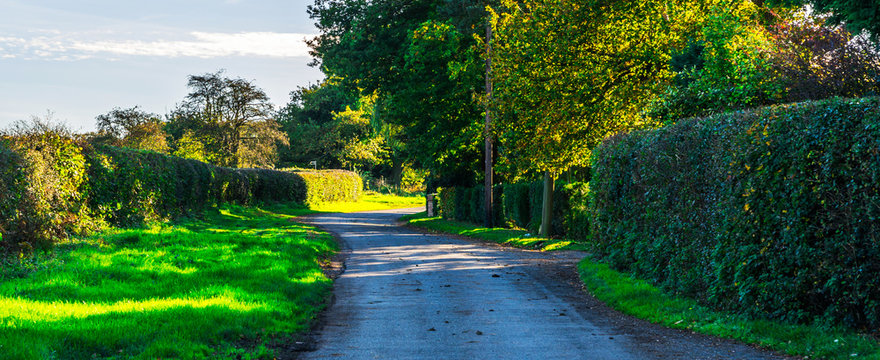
(488, 0, 795, 235)
(645, 6, 880, 123)
(167, 71, 283, 167)
(276, 79, 357, 168)
(95, 106, 169, 153)
(237, 120, 290, 169)
(786, 0, 880, 39)
(308, 0, 493, 187)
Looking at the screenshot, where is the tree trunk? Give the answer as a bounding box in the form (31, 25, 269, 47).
(539, 171, 554, 238)
(391, 158, 403, 194)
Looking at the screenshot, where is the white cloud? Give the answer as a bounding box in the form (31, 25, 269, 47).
(0, 31, 314, 60)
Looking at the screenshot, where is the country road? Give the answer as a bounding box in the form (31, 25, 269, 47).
(299, 208, 791, 360)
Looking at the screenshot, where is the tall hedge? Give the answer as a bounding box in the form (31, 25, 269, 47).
(590, 97, 880, 329)
(437, 181, 589, 240)
(0, 139, 361, 253)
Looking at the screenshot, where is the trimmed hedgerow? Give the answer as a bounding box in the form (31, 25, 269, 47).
(590, 96, 880, 330)
(436, 181, 589, 240)
(294, 170, 362, 206)
(0, 139, 361, 254)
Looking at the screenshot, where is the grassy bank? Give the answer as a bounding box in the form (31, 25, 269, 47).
(1, 194, 424, 359)
(405, 213, 880, 360)
(405, 212, 588, 252)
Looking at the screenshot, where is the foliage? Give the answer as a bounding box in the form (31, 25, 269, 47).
(489, 0, 708, 175)
(590, 96, 880, 331)
(645, 2, 783, 123)
(95, 106, 170, 153)
(783, 0, 880, 41)
(308, 0, 489, 187)
(407, 213, 588, 252)
(289, 169, 363, 206)
(770, 11, 880, 102)
(436, 181, 590, 240)
(237, 119, 290, 169)
(0, 204, 337, 359)
(166, 70, 284, 168)
(646, 6, 880, 123)
(276, 79, 358, 168)
(0, 116, 96, 252)
(578, 258, 880, 360)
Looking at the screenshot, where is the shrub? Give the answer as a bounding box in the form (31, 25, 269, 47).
(0, 134, 362, 254)
(590, 96, 880, 329)
(0, 122, 95, 251)
(438, 180, 588, 239)
(501, 183, 531, 228)
(289, 170, 360, 206)
(437, 187, 456, 220)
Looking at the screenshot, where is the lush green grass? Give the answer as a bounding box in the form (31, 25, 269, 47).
(405, 212, 589, 252)
(0, 204, 336, 360)
(579, 258, 880, 360)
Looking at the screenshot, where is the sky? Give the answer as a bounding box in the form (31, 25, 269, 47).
(0, 0, 325, 132)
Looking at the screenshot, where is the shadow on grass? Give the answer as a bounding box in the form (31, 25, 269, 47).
(0, 204, 335, 359)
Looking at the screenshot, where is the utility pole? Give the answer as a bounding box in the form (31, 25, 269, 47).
(484, 21, 494, 228)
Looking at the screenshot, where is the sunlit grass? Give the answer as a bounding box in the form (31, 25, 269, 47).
(290, 192, 425, 215)
(0, 204, 337, 359)
(405, 212, 589, 252)
(578, 259, 880, 360)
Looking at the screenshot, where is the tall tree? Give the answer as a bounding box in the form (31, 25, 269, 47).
(489, 0, 778, 235)
(276, 79, 357, 168)
(167, 71, 281, 167)
(308, 0, 493, 187)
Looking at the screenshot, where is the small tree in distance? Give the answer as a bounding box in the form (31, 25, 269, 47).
(95, 106, 169, 154)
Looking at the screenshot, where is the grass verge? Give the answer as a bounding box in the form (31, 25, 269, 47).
(404, 212, 588, 252)
(0, 193, 426, 359)
(405, 212, 880, 359)
(579, 259, 880, 360)
(0, 204, 334, 359)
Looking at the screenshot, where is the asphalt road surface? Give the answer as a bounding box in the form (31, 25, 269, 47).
(299, 208, 792, 360)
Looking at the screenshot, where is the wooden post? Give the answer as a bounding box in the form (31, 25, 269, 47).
(484, 21, 494, 228)
(539, 171, 554, 238)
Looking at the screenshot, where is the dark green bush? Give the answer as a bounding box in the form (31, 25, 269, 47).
(437, 187, 457, 220)
(439, 180, 589, 239)
(560, 182, 590, 241)
(501, 183, 531, 228)
(590, 96, 880, 330)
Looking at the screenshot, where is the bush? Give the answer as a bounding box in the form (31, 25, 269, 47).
(0, 126, 95, 251)
(560, 182, 590, 241)
(590, 96, 880, 330)
(438, 180, 589, 239)
(295, 170, 362, 206)
(501, 183, 531, 228)
(0, 135, 362, 255)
